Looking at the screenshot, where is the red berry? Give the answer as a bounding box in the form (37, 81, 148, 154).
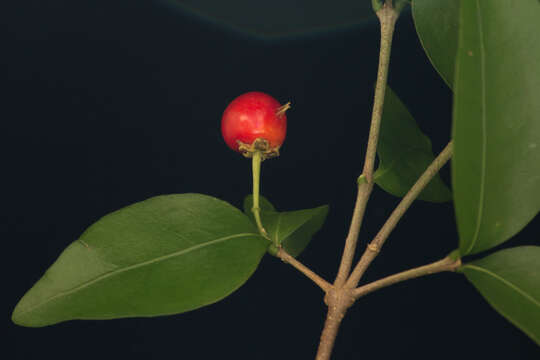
(221, 91, 288, 156)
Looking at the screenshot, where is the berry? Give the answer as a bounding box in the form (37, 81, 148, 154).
(221, 91, 289, 158)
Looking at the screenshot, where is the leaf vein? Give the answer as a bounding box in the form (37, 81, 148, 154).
(274, 213, 283, 244)
(18, 233, 259, 316)
(467, 0, 488, 254)
(464, 265, 540, 308)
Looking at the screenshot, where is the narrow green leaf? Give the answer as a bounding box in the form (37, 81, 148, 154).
(453, 0, 540, 255)
(412, 0, 459, 88)
(374, 87, 452, 202)
(12, 194, 268, 327)
(263, 207, 329, 257)
(460, 246, 540, 345)
(243, 196, 329, 257)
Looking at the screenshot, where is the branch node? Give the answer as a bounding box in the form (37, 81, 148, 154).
(367, 242, 380, 253)
(357, 174, 368, 185)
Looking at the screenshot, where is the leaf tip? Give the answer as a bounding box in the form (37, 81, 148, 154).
(319, 204, 330, 215)
(11, 299, 39, 328)
(11, 305, 23, 326)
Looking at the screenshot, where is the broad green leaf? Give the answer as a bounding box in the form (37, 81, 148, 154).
(12, 194, 268, 327)
(243, 196, 329, 257)
(452, 0, 540, 255)
(374, 87, 452, 202)
(412, 0, 459, 88)
(460, 246, 540, 345)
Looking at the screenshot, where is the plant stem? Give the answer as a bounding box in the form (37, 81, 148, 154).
(334, 2, 399, 288)
(353, 255, 461, 299)
(315, 303, 348, 360)
(276, 248, 331, 292)
(313, 254, 461, 360)
(345, 141, 454, 288)
(251, 150, 268, 238)
(315, 4, 401, 359)
(313, 255, 462, 359)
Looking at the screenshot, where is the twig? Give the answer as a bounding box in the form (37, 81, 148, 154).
(334, 0, 399, 288)
(314, 303, 348, 360)
(276, 248, 331, 292)
(315, 3, 401, 360)
(353, 255, 461, 299)
(345, 141, 454, 288)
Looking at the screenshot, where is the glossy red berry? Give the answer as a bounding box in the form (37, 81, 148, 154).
(221, 91, 288, 157)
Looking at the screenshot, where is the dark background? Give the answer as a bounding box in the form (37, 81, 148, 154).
(3, 1, 539, 359)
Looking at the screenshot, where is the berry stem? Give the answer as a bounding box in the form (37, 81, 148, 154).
(251, 150, 269, 239)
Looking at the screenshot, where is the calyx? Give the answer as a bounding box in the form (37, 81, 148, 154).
(237, 138, 280, 160)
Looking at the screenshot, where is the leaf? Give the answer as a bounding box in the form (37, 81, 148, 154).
(374, 87, 452, 202)
(12, 194, 268, 327)
(262, 207, 329, 257)
(164, 0, 374, 38)
(452, 0, 540, 255)
(412, 0, 459, 88)
(243, 196, 329, 257)
(460, 246, 540, 345)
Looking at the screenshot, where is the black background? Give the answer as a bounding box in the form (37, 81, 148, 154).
(3, 1, 539, 359)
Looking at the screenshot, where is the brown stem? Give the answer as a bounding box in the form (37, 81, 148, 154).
(333, 0, 399, 288)
(314, 4, 401, 360)
(353, 255, 461, 299)
(315, 304, 347, 360)
(314, 253, 461, 359)
(276, 248, 331, 292)
(346, 141, 454, 288)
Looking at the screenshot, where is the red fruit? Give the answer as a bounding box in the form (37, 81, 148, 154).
(221, 91, 288, 157)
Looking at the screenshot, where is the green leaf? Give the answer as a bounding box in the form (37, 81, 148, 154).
(460, 246, 540, 345)
(243, 196, 329, 257)
(374, 87, 452, 202)
(452, 0, 540, 255)
(12, 194, 268, 327)
(412, 0, 459, 88)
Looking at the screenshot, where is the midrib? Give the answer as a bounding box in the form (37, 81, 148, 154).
(19, 232, 258, 316)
